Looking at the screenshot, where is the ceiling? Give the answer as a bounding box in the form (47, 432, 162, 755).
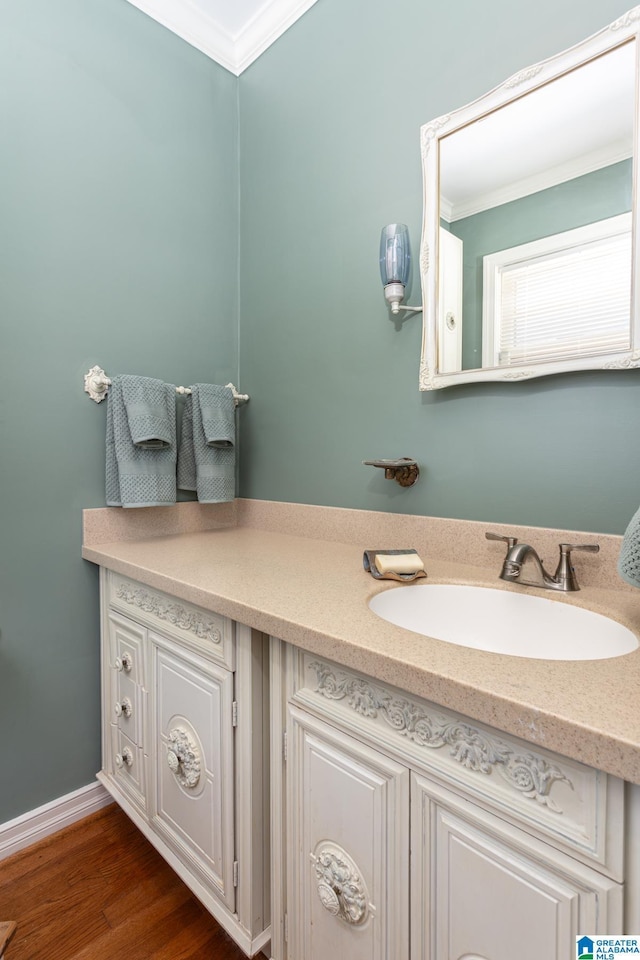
(124, 0, 319, 75)
(440, 41, 635, 221)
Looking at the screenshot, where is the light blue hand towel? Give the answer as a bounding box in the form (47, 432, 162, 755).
(106, 375, 177, 508)
(177, 384, 235, 503)
(618, 504, 640, 587)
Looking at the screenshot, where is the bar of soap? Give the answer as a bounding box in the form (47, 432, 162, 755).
(374, 552, 425, 575)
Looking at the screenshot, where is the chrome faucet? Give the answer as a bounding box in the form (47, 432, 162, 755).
(485, 532, 599, 592)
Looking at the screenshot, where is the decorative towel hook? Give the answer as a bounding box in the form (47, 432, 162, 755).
(84, 366, 112, 402)
(83, 366, 249, 406)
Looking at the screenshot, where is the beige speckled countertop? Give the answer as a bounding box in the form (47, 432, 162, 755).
(82, 499, 640, 784)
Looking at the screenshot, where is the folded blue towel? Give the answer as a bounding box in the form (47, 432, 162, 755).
(618, 505, 640, 587)
(106, 375, 177, 508)
(177, 384, 235, 503)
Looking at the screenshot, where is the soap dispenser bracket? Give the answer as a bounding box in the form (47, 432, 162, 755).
(363, 458, 419, 487)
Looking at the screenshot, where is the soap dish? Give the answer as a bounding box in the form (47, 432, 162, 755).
(363, 549, 427, 582)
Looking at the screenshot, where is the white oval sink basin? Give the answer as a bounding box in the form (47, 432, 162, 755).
(368, 583, 639, 660)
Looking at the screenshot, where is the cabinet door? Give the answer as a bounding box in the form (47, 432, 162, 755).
(411, 773, 623, 960)
(149, 632, 235, 910)
(287, 705, 409, 960)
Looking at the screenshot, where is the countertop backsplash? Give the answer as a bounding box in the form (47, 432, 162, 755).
(84, 498, 629, 593)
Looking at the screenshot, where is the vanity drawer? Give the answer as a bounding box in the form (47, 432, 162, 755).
(107, 572, 234, 670)
(110, 726, 147, 812)
(109, 611, 145, 687)
(291, 653, 624, 880)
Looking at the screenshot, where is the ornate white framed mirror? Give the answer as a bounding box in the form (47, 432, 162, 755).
(419, 7, 640, 390)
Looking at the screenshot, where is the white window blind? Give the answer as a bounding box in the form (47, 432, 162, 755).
(483, 214, 632, 367)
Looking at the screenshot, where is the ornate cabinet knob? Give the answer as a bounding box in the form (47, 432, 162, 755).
(114, 652, 133, 672)
(310, 842, 373, 926)
(115, 747, 133, 768)
(165, 728, 201, 789)
(114, 698, 132, 719)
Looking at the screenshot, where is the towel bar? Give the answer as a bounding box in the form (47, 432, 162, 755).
(83, 366, 249, 406)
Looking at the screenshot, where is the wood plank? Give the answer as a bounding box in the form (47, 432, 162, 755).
(101, 851, 181, 927)
(0, 806, 117, 890)
(149, 919, 247, 960)
(4, 871, 113, 960)
(59, 886, 196, 960)
(2, 804, 249, 960)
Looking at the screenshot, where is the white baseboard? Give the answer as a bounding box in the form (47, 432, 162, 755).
(0, 781, 113, 861)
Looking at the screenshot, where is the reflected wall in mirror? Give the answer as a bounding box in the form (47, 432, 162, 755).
(419, 8, 640, 390)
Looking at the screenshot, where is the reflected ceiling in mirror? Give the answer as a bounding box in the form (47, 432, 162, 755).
(419, 9, 640, 390)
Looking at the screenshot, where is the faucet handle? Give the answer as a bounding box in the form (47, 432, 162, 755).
(486, 531, 518, 548)
(559, 542, 600, 555)
(554, 542, 600, 591)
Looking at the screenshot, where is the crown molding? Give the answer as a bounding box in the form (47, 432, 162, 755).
(124, 0, 319, 75)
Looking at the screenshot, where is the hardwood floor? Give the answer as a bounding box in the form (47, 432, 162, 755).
(0, 803, 250, 960)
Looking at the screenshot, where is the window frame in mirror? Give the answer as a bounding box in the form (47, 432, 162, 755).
(419, 7, 640, 391)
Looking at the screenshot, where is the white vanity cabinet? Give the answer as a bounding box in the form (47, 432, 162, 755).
(98, 570, 270, 957)
(286, 705, 410, 960)
(411, 775, 621, 960)
(277, 643, 629, 960)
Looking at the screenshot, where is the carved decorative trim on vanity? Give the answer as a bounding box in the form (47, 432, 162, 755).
(115, 582, 222, 644)
(310, 841, 372, 926)
(308, 662, 572, 812)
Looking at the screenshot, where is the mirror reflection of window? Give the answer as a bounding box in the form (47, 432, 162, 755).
(482, 214, 632, 367)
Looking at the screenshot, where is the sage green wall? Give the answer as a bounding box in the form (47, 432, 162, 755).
(450, 159, 633, 369)
(238, 0, 640, 536)
(0, 0, 238, 822)
(4, 0, 640, 829)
